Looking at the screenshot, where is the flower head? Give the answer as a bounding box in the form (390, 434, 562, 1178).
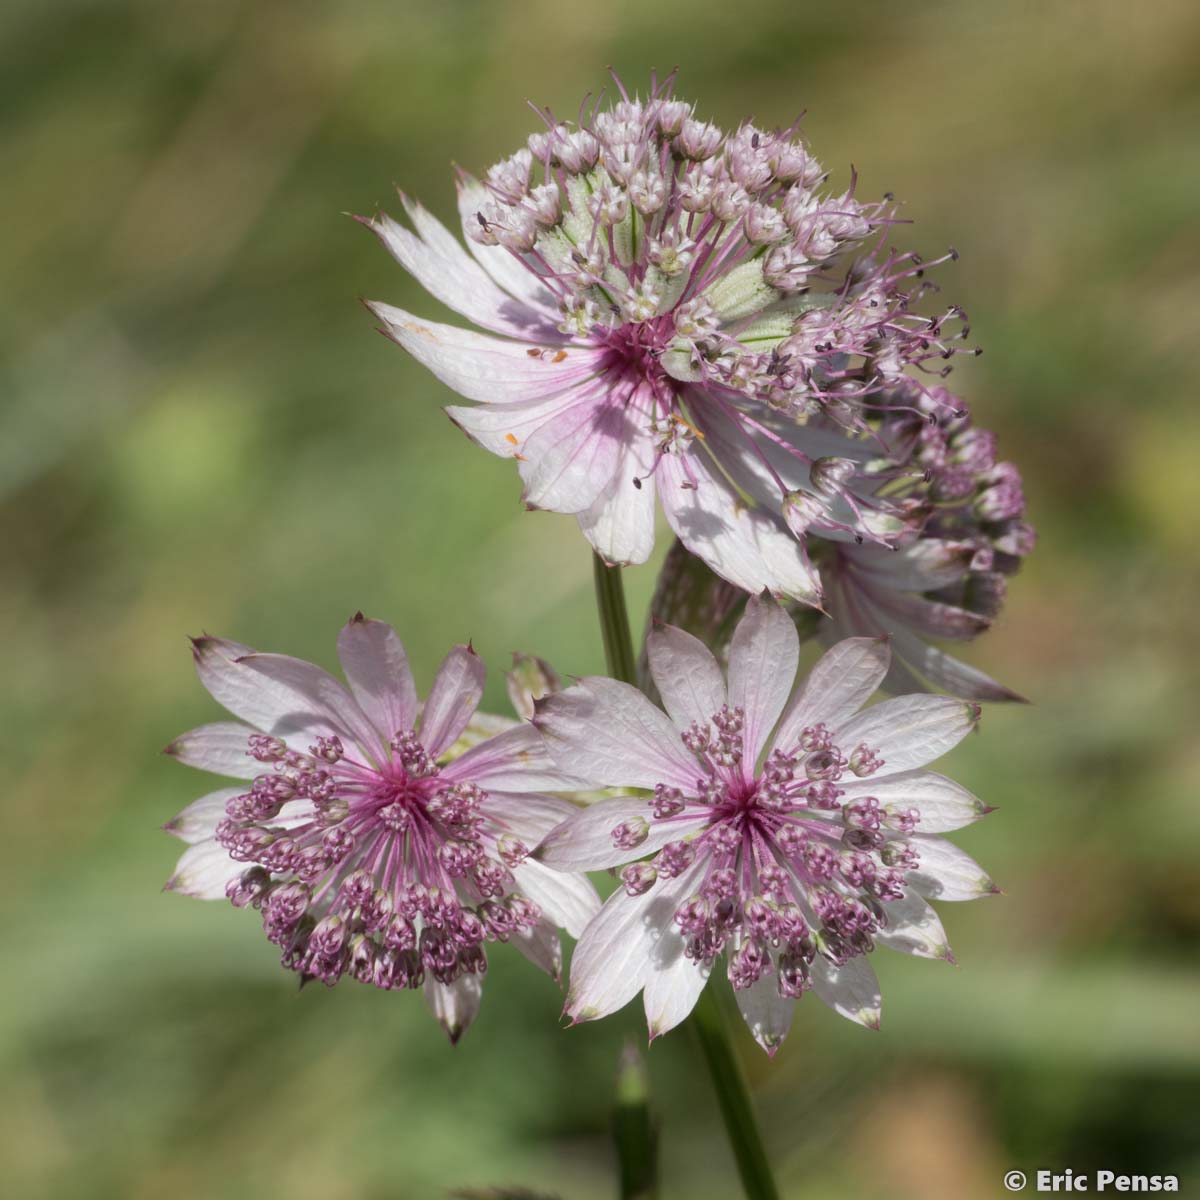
(362, 72, 978, 604)
(534, 598, 995, 1053)
(164, 614, 599, 1042)
(814, 380, 1036, 700)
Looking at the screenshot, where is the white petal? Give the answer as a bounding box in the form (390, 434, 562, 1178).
(658, 452, 822, 603)
(885, 624, 1026, 703)
(809, 954, 882, 1028)
(336, 615, 418, 740)
(419, 644, 486, 759)
(164, 839, 239, 900)
(577, 432, 657, 566)
(511, 920, 563, 981)
(164, 722, 259, 779)
(367, 301, 604, 404)
(164, 787, 242, 844)
(536, 795, 708, 871)
(235, 652, 385, 761)
(363, 204, 554, 339)
(906, 835, 999, 901)
(735, 969, 795, 1056)
(423, 973, 483, 1044)
(511, 858, 601, 938)
(646, 623, 727, 731)
(772, 637, 891, 753)
(445, 723, 586, 792)
(834, 694, 980, 776)
(534, 678, 700, 792)
(483, 791, 580, 844)
(566, 862, 704, 1023)
(446, 392, 580, 458)
(876, 891, 954, 960)
(838, 769, 990, 833)
(643, 929, 710, 1040)
(456, 174, 560, 314)
(727, 597, 799, 767)
(518, 394, 627, 513)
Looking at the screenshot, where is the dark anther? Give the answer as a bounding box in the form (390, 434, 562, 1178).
(855, 534, 864, 545)
(954, 408, 968, 418)
(949, 246, 959, 261)
(476, 212, 489, 228)
(751, 132, 760, 149)
(632, 477, 643, 490)
(974, 347, 984, 356)
(883, 191, 895, 201)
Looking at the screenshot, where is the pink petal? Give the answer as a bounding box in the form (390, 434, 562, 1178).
(834, 694, 980, 776)
(423, 973, 482, 1044)
(534, 678, 700, 792)
(483, 791, 580, 845)
(838, 769, 989, 833)
(727, 597, 799, 768)
(645, 623, 727, 732)
(164, 787, 242, 843)
(511, 858, 600, 938)
(906, 835, 999, 901)
(419, 644, 486, 759)
(772, 637, 890, 752)
(164, 839, 239, 900)
(336, 614, 418, 741)
(536, 796, 707, 871)
(163, 722, 259, 779)
(809, 954, 882, 1028)
(735, 967, 794, 1055)
(367, 301, 604, 404)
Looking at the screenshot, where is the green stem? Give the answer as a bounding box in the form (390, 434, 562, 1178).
(590, 552, 781, 1200)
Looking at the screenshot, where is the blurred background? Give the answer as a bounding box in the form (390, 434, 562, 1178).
(3, 1, 1198, 1197)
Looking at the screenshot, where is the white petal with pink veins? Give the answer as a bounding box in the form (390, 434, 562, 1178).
(361, 207, 555, 340)
(446, 392, 582, 459)
(536, 795, 707, 871)
(646, 624, 728, 732)
(165, 839, 240, 900)
(456, 174, 560, 315)
(834, 694, 979, 776)
(727, 597, 799, 767)
(446, 723, 587, 792)
(566, 863, 704, 1024)
(838, 769, 989, 832)
(534, 678, 701, 792)
(482, 791, 580, 845)
(511, 858, 600, 938)
(772, 637, 890, 752)
(511, 920, 564, 981)
(735, 970, 795, 1055)
(336, 615, 418, 742)
(419, 644, 486, 759)
(810, 954, 882, 1028)
(906, 835, 999, 901)
(234, 652, 385, 762)
(164, 787, 243, 844)
(423, 973, 483, 1044)
(518, 396, 628, 513)
(164, 722, 259, 779)
(367, 301, 604, 404)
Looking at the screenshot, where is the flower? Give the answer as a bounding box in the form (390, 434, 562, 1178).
(361, 72, 979, 604)
(163, 613, 599, 1042)
(533, 598, 996, 1054)
(813, 380, 1036, 701)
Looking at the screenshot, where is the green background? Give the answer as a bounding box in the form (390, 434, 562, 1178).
(3, 1, 1197, 1196)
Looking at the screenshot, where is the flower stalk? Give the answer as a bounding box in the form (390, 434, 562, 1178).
(590, 552, 780, 1200)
